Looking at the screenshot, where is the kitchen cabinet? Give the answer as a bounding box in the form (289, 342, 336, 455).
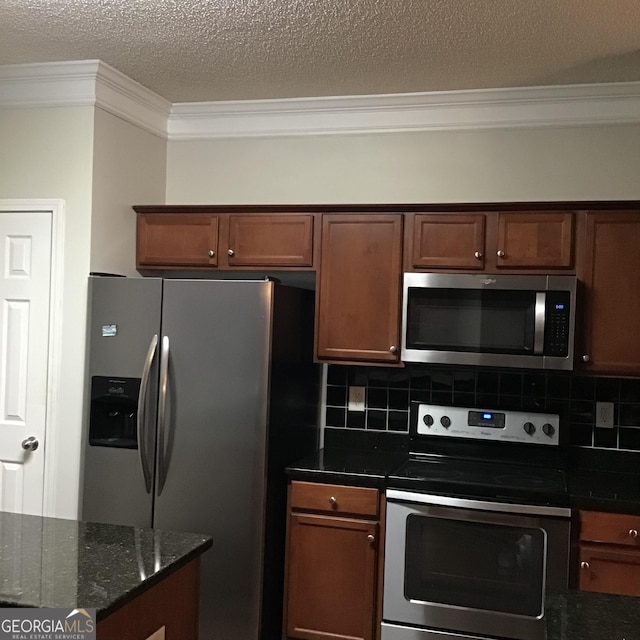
(577, 510, 640, 597)
(97, 559, 200, 640)
(405, 211, 574, 272)
(136, 210, 316, 270)
(315, 214, 403, 364)
(576, 211, 640, 375)
(137, 213, 219, 268)
(284, 481, 382, 640)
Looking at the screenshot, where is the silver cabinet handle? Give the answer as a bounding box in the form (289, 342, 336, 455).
(157, 336, 170, 496)
(582, 355, 590, 362)
(227, 249, 235, 256)
(367, 534, 375, 544)
(497, 250, 505, 258)
(630, 529, 639, 538)
(137, 334, 158, 494)
(581, 561, 590, 569)
(21, 437, 39, 451)
(329, 496, 337, 505)
(389, 345, 397, 353)
(208, 250, 215, 257)
(474, 251, 483, 259)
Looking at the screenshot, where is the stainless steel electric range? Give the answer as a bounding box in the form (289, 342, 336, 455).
(383, 403, 571, 640)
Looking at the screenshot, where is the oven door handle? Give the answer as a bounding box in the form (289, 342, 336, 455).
(386, 489, 571, 518)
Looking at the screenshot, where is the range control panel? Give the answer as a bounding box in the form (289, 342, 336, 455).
(416, 404, 560, 446)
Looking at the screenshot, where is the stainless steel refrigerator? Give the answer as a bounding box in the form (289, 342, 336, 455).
(81, 275, 319, 640)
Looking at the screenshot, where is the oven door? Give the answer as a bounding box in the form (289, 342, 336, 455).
(383, 490, 570, 640)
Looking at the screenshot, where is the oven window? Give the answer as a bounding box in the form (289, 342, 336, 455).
(405, 288, 536, 354)
(405, 515, 545, 617)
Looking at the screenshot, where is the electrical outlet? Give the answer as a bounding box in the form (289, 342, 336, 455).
(596, 402, 615, 429)
(348, 386, 366, 412)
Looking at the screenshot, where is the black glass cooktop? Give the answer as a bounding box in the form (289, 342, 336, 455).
(388, 455, 569, 506)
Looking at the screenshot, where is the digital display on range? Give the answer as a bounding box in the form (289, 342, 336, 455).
(468, 410, 506, 429)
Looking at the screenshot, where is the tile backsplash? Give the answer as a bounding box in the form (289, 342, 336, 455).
(324, 364, 640, 451)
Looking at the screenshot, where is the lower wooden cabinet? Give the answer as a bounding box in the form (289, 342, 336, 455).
(284, 482, 381, 640)
(97, 559, 200, 640)
(577, 510, 640, 596)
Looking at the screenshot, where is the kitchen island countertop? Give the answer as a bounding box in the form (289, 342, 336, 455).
(547, 588, 640, 640)
(0, 510, 212, 620)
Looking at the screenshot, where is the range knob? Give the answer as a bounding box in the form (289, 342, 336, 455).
(440, 416, 451, 428)
(542, 423, 556, 437)
(422, 414, 434, 427)
(523, 422, 536, 436)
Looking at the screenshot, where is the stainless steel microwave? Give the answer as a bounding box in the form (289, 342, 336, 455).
(401, 273, 576, 370)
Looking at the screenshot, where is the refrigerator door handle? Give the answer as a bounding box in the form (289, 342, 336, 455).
(157, 335, 170, 496)
(137, 334, 158, 494)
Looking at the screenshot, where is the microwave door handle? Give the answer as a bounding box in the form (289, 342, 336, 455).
(534, 292, 546, 355)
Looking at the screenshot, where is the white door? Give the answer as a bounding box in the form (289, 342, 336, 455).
(0, 211, 52, 515)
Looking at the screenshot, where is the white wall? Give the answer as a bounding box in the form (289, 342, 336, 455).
(0, 105, 95, 519)
(91, 109, 167, 276)
(166, 124, 640, 203)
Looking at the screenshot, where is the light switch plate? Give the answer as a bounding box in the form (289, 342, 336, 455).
(348, 386, 366, 412)
(596, 402, 615, 429)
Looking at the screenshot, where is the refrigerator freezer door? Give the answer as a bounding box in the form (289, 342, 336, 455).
(82, 276, 162, 528)
(153, 279, 273, 640)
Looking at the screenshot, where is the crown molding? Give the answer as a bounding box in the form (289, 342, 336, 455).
(0, 60, 170, 139)
(168, 81, 640, 140)
(2, 61, 639, 140)
(94, 62, 171, 138)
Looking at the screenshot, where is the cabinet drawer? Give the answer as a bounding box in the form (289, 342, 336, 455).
(290, 481, 379, 517)
(580, 511, 640, 546)
(578, 543, 640, 596)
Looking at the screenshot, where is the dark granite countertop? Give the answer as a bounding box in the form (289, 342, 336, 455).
(285, 447, 406, 488)
(286, 440, 640, 514)
(0, 511, 212, 620)
(546, 588, 640, 640)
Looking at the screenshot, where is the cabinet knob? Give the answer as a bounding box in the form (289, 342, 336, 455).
(497, 250, 505, 258)
(582, 355, 590, 363)
(367, 534, 375, 544)
(389, 345, 397, 354)
(208, 250, 215, 257)
(474, 251, 483, 259)
(328, 496, 337, 506)
(630, 529, 638, 538)
(227, 249, 235, 257)
(581, 561, 590, 570)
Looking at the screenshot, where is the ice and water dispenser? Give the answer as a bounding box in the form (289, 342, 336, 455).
(89, 376, 140, 449)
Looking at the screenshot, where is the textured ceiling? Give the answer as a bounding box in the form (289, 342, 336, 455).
(0, 0, 639, 103)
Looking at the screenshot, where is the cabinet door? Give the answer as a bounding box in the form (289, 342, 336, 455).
(137, 214, 218, 268)
(97, 559, 199, 640)
(286, 513, 378, 640)
(496, 212, 574, 269)
(579, 544, 640, 596)
(227, 214, 314, 267)
(578, 212, 640, 374)
(408, 214, 485, 270)
(316, 215, 402, 363)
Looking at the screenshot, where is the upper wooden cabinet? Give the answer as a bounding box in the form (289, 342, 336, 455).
(137, 214, 219, 268)
(576, 211, 640, 375)
(405, 211, 574, 272)
(408, 214, 486, 270)
(136, 210, 316, 270)
(315, 214, 403, 364)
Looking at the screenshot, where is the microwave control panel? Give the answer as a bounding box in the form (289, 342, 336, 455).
(543, 291, 571, 357)
(416, 404, 560, 446)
